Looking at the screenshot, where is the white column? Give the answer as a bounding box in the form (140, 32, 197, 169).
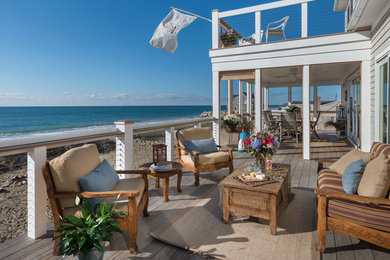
(264, 87, 269, 111)
(288, 87, 292, 104)
(255, 11, 262, 43)
(212, 10, 220, 49)
(247, 82, 252, 115)
(313, 85, 318, 117)
(303, 65, 311, 160)
(301, 2, 308, 38)
(255, 69, 263, 131)
(165, 127, 175, 161)
(361, 60, 371, 152)
(27, 146, 47, 239)
(115, 120, 134, 176)
(239, 80, 244, 115)
(213, 71, 221, 145)
(228, 80, 233, 114)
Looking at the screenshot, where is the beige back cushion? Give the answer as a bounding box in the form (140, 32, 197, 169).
(49, 144, 101, 208)
(329, 149, 372, 175)
(177, 127, 213, 155)
(358, 154, 390, 198)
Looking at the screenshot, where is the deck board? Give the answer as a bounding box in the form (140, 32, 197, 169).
(1, 139, 389, 259)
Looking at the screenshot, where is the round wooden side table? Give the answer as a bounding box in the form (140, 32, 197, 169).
(139, 162, 183, 202)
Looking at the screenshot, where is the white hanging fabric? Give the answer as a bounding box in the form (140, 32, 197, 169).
(150, 9, 197, 53)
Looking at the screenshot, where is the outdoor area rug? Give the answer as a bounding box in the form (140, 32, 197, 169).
(150, 186, 320, 260)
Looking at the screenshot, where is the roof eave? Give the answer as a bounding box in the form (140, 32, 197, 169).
(333, 0, 349, 11)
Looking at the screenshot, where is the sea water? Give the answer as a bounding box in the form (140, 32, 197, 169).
(0, 106, 225, 139)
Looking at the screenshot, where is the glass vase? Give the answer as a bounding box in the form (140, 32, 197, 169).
(255, 154, 266, 169)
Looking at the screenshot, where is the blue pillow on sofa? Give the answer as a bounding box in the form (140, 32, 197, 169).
(79, 159, 119, 206)
(184, 138, 218, 154)
(342, 159, 365, 194)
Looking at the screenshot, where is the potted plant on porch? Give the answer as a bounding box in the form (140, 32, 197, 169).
(220, 30, 237, 48)
(54, 196, 125, 260)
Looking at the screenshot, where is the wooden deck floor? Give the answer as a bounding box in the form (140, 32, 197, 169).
(1, 139, 390, 259)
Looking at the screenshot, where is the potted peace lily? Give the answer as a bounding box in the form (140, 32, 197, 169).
(223, 114, 241, 132)
(243, 131, 280, 168)
(54, 196, 125, 260)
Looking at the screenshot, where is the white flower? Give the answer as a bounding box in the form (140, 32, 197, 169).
(75, 196, 81, 206)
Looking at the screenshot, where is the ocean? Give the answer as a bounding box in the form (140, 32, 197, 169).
(0, 106, 225, 139)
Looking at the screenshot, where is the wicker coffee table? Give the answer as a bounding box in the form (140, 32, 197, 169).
(139, 162, 182, 202)
(219, 162, 291, 235)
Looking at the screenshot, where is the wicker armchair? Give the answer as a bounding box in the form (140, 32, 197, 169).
(41, 144, 149, 255)
(176, 127, 234, 186)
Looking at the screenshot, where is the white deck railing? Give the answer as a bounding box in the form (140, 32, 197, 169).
(212, 0, 313, 49)
(0, 116, 216, 239)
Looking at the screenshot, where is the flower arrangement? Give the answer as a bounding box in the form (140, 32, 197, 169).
(223, 114, 241, 131)
(243, 131, 280, 167)
(220, 30, 237, 47)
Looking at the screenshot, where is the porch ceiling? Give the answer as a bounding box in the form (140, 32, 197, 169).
(220, 62, 360, 87)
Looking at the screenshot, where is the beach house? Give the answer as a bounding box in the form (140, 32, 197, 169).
(211, 0, 390, 159)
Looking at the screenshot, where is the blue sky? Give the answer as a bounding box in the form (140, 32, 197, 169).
(0, 0, 344, 106)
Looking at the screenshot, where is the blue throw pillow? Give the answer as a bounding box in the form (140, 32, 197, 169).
(79, 159, 119, 206)
(342, 159, 365, 194)
(184, 138, 218, 155)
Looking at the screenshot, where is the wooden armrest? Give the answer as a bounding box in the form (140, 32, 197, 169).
(316, 159, 337, 164)
(117, 169, 150, 175)
(218, 145, 234, 152)
(314, 189, 390, 207)
(54, 190, 140, 199)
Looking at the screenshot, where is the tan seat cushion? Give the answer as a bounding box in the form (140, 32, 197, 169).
(329, 149, 372, 175)
(49, 144, 101, 208)
(62, 177, 145, 218)
(177, 127, 213, 155)
(370, 142, 390, 159)
(181, 152, 230, 166)
(358, 154, 390, 198)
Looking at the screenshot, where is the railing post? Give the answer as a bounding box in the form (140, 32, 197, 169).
(239, 80, 244, 115)
(247, 82, 252, 114)
(165, 127, 175, 161)
(303, 65, 311, 160)
(27, 146, 47, 239)
(228, 80, 233, 114)
(212, 9, 220, 49)
(255, 69, 263, 131)
(115, 120, 134, 176)
(301, 2, 308, 38)
(255, 11, 261, 43)
(213, 71, 221, 145)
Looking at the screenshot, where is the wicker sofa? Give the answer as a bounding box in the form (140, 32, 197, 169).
(315, 142, 390, 252)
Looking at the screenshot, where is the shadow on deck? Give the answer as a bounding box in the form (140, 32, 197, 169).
(1, 139, 389, 260)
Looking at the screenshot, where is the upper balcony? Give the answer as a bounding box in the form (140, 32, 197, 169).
(209, 0, 371, 72)
(211, 0, 346, 50)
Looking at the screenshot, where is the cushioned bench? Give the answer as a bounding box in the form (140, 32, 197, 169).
(315, 142, 390, 252)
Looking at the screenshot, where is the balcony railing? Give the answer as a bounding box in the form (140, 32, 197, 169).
(212, 0, 345, 49)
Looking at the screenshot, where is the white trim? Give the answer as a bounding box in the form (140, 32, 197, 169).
(255, 69, 263, 131)
(212, 71, 221, 145)
(361, 60, 371, 152)
(239, 80, 244, 115)
(255, 11, 262, 44)
(302, 65, 310, 160)
(301, 2, 308, 38)
(219, 0, 314, 18)
(212, 10, 220, 49)
(375, 45, 390, 63)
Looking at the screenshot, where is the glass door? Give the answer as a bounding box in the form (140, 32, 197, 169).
(379, 62, 389, 143)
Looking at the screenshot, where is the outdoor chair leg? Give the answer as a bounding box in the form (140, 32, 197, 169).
(194, 170, 200, 186)
(316, 195, 327, 252)
(128, 198, 138, 255)
(143, 191, 149, 217)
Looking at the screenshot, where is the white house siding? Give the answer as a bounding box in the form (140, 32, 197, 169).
(370, 9, 390, 143)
